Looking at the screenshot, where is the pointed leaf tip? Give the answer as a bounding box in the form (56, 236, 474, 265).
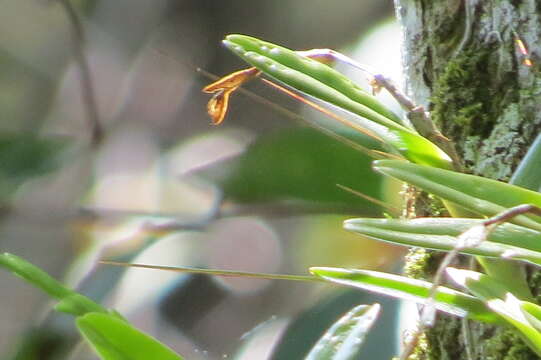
(306, 303, 381, 360)
(371, 160, 541, 232)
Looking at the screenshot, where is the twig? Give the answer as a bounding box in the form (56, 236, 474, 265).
(452, 0, 476, 58)
(400, 204, 541, 360)
(297, 49, 463, 170)
(462, 318, 475, 360)
(58, 0, 103, 146)
(371, 74, 463, 170)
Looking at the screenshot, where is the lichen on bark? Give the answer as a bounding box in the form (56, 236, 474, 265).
(394, 0, 541, 358)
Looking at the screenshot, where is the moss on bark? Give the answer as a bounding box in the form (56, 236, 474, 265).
(395, 0, 541, 358)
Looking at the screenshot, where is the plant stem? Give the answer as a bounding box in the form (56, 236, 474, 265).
(100, 261, 324, 283)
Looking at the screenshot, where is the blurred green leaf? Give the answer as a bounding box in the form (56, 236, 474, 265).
(0, 252, 70, 299)
(54, 293, 113, 317)
(77, 312, 183, 360)
(0, 253, 107, 316)
(305, 303, 380, 360)
(0, 133, 68, 180)
(310, 267, 502, 324)
(1, 253, 183, 360)
(6, 328, 68, 360)
(221, 127, 383, 211)
(373, 160, 541, 232)
(0, 133, 70, 200)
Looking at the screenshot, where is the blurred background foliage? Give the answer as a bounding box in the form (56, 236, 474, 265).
(0, 1, 406, 359)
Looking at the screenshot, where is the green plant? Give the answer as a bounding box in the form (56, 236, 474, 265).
(0, 253, 183, 360)
(198, 35, 541, 358)
(3, 30, 541, 359)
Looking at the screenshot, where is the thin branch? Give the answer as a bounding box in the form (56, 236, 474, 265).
(400, 204, 541, 360)
(483, 204, 541, 226)
(371, 73, 462, 170)
(299, 47, 463, 170)
(58, 0, 103, 146)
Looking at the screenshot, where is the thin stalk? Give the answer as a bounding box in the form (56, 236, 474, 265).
(100, 261, 323, 283)
(336, 183, 401, 216)
(198, 67, 389, 159)
(58, 0, 103, 146)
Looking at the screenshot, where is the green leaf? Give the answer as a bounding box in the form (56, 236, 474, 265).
(1, 253, 180, 359)
(77, 312, 183, 360)
(305, 303, 380, 360)
(0, 133, 70, 201)
(446, 268, 510, 302)
(346, 217, 541, 251)
(0, 252, 107, 315)
(270, 290, 398, 360)
(521, 302, 541, 332)
(447, 268, 541, 355)
(225, 34, 402, 126)
(510, 134, 541, 192)
(0, 133, 68, 179)
(310, 267, 501, 324)
(487, 295, 541, 357)
(220, 127, 383, 209)
(343, 218, 541, 266)
(54, 293, 109, 316)
(373, 160, 541, 232)
(223, 35, 452, 169)
(0, 252, 71, 299)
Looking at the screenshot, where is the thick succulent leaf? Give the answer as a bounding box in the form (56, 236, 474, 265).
(310, 267, 501, 324)
(522, 302, 541, 332)
(0, 253, 107, 316)
(373, 160, 541, 232)
(77, 312, 183, 360)
(344, 218, 541, 266)
(345, 218, 541, 251)
(225, 34, 402, 125)
(447, 268, 541, 355)
(223, 35, 452, 169)
(476, 135, 541, 302)
(446, 268, 512, 302)
(346, 217, 539, 299)
(305, 303, 380, 360)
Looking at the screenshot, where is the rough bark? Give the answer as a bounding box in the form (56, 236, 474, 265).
(395, 0, 541, 359)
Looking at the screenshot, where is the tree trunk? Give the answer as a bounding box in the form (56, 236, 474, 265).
(395, 0, 541, 359)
